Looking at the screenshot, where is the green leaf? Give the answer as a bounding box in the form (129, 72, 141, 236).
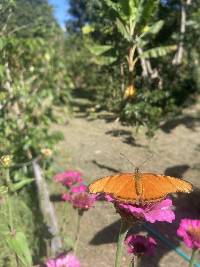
(87, 44, 113, 56)
(119, 0, 130, 17)
(144, 20, 164, 35)
(63, 236, 75, 250)
(141, 45, 177, 59)
(11, 179, 34, 192)
(116, 18, 131, 41)
(91, 56, 117, 65)
(0, 185, 8, 196)
(104, 0, 119, 12)
(139, 0, 159, 26)
(129, 0, 139, 21)
(104, 0, 134, 21)
(0, 64, 5, 78)
(0, 39, 5, 51)
(6, 231, 32, 266)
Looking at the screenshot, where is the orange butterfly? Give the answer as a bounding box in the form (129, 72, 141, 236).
(89, 168, 193, 204)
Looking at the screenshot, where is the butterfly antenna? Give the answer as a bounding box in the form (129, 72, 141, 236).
(138, 151, 154, 170)
(120, 152, 137, 170)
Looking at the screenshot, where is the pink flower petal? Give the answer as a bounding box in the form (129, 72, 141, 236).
(71, 192, 96, 210)
(177, 219, 200, 249)
(71, 184, 87, 193)
(141, 199, 175, 223)
(62, 193, 71, 202)
(46, 253, 80, 267)
(98, 193, 175, 223)
(54, 171, 83, 188)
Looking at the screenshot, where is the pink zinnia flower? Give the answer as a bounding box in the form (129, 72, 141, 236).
(125, 234, 157, 256)
(54, 171, 83, 187)
(62, 193, 71, 201)
(62, 185, 96, 210)
(99, 194, 175, 223)
(71, 184, 87, 193)
(46, 253, 80, 267)
(177, 219, 200, 249)
(70, 192, 96, 210)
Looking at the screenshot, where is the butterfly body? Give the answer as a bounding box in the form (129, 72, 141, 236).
(89, 172, 192, 204)
(134, 169, 143, 202)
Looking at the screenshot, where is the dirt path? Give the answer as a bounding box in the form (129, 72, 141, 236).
(54, 102, 200, 267)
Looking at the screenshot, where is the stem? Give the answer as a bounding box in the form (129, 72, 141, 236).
(133, 255, 141, 267)
(5, 168, 19, 266)
(7, 194, 14, 232)
(15, 253, 20, 267)
(74, 210, 83, 254)
(189, 248, 197, 267)
(5, 168, 14, 232)
(115, 219, 129, 267)
(5, 167, 12, 188)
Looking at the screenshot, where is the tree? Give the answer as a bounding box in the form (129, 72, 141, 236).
(67, 0, 88, 32)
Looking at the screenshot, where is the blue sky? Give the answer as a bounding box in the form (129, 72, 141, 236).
(48, 0, 70, 28)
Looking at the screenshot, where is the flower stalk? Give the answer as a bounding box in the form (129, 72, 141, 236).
(189, 248, 197, 267)
(74, 210, 83, 254)
(4, 167, 18, 266)
(132, 255, 142, 267)
(115, 219, 129, 267)
(4, 168, 14, 232)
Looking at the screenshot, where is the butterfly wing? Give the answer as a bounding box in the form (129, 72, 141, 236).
(89, 172, 193, 204)
(89, 173, 138, 201)
(140, 173, 193, 202)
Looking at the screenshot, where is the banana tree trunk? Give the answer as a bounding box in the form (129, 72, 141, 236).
(137, 47, 149, 79)
(137, 47, 163, 89)
(173, 0, 192, 65)
(123, 46, 137, 99)
(120, 62, 125, 96)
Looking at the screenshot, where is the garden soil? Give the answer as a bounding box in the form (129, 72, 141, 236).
(53, 100, 200, 267)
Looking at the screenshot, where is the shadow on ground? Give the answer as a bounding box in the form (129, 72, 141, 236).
(72, 87, 200, 136)
(91, 159, 122, 173)
(164, 164, 190, 178)
(161, 115, 200, 133)
(90, 220, 121, 245)
(105, 129, 145, 147)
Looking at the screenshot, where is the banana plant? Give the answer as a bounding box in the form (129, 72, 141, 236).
(88, 0, 176, 98)
(105, 0, 177, 98)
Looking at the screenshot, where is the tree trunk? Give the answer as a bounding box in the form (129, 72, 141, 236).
(172, 0, 192, 65)
(137, 47, 149, 79)
(137, 47, 163, 89)
(120, 62, 125, 96)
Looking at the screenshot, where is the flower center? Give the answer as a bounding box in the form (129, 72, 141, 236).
(187, 227, 200, 241)
(133, 242, 147, 254)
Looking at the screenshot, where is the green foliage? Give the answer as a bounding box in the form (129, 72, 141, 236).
(141, 45, 177, 59)
(0, 36, 63, 161)
(0, 195, 36, 266)
(121, 89, 176, 137)
(66, 0, 199, 136)
(0, 0, 72, 265)
(10, 178, 34, 192)
(6, 231, 32, 266)
(86, 43, 113, 56)
(0, 1, 70, 162)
